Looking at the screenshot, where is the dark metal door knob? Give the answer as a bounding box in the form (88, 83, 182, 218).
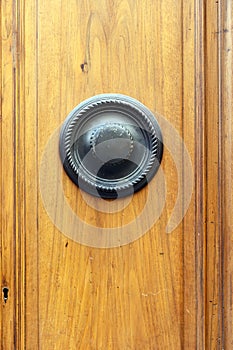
(59, 94, 163, 198)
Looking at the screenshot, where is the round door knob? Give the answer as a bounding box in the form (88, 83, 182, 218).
(59, 94, 163, 199)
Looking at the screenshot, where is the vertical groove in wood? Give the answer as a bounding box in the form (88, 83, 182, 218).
(36, 0, 40, 346)
(0, 0, 2, 343)
(24, 0, 40, 347)
(220, 0, 233, 347)
(13, 0, 18, 345)
(16, 0, 27, 347)
(194, 0, 206, 348)
(182, 0, 197, 348)
(218, 1, 224, 347)
(205, 1, 233, 348)
(1, 0, 17, 348)
(13, 0, 25, 347)
(181, 2, 185, 346)
(1, 0, 27, 347)
(205, 1, 222, 348)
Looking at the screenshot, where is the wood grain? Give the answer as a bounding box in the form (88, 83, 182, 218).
(219, 1, 233, 348)
(1, 0, 19, 348)
(205, 0, 233, 348)
(37, 1, 185, 348)
(205, 1, 222, 348)
(1, 0, 232, 349)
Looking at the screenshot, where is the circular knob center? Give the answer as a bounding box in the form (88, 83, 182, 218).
(90, 123, 133, 164)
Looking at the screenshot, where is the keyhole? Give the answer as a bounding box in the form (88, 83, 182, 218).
(2, 287, 9, 303)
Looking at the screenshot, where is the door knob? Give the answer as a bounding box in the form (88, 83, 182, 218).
(59, 94, 163, 199)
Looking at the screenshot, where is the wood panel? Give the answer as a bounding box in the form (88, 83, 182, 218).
(205, 1, 221, 348)
(219, 1, 233, 347)
(36, 1, 189, 348)
(0, 0, 232, 349)
(205, 0, 233, 348)
(1, 0, 20, 348)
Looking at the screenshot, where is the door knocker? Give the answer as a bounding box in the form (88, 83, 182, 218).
(59, 94, 163, 198)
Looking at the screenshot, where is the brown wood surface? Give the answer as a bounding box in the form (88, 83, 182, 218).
(0, 0, 232, 349)
(219, 1, 233, 347)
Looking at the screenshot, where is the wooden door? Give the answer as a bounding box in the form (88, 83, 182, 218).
(1, 0, 232, 349)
